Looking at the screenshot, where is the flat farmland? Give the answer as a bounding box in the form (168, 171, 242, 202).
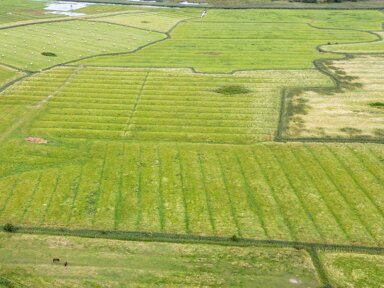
(80, 10, 381, 72)
(0, 67, 331, 143)
(0, 140, 383, 246)
(285, 55, 384, 140)
(0, 5, 383, 287)
(0, 20, 165, 71)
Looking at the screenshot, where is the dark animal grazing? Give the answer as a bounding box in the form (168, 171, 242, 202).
(64, 261, 68, 267)
(52, 258, 60, 263)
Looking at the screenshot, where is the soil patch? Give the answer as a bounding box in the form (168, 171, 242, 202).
(25, 137, 48, 144)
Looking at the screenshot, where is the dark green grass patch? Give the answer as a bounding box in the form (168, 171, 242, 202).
(215, 85, 251, 95)
(41, 52, 57, 57)
(369, 102, 384, 108)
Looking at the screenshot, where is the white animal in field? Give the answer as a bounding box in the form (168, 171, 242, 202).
(201, 10, 207, 17)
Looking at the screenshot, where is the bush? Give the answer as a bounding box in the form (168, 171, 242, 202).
(230, 235, 239, 242)
(3, 223, 17, 233)
(215, 85, 250, 95)
(41, 51, 57, 57)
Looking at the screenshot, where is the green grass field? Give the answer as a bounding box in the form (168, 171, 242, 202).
(0, 233, 320, 287)
(79, 10, 380, 72)
(0, 3, 383, 287)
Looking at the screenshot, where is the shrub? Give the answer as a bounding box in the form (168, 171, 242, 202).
(41, 51, 57, 57)
(230, 235, 239, 242)
(215, 85, 250, 95)
(3, 223, 17, 233)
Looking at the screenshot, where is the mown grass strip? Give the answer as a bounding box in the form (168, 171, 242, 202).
(289, 148, 350, 242)
(305, 145, 377, 243)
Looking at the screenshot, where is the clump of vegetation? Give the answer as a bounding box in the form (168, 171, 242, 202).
(369, 102, 384, 108)
(41, 51, 57, 57)
(215, 85, 251, 95)
(340, 127, 362, 138)
(230, 235, 239, 242)
(3, 223, 17, 233)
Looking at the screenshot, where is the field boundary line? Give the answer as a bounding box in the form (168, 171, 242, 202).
(308, 247, 333, 288)
(123, 71, 149, 137)
(5, 225, 384, 254)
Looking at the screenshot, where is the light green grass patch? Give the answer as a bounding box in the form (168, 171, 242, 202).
(0, 65, 23, 87)
(88, 10, 199, 32)
(0, 20, 165, 71)
(0, 232, 320, 287)
(320, 252, 384, 288)
(16, 67, 332, 144)
(79, 14, 376, 72)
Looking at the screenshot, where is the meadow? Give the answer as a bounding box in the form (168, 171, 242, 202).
(285, 55, 384, 140)
(0, 232, 320, 287)
(0, 4, 383, 287)
(80, 10, 379, 72)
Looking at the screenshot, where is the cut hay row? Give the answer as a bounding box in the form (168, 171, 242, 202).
(0, 142, 382, 246)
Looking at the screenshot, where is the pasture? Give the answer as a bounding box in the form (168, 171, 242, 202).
(0, 232, 320, 287)
(285, 55, 384, 140)
(0, 4, 383, 287)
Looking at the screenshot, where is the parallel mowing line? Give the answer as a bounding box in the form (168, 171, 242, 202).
(20, 173, 42, 223)
(325, 145, 384, 220)
(123, 72, 149, 136)
(215, 152, 242, 237)
(176, 146, 190, 234)
(0, 68, 80, 144)
(135, 145, 143, 230)
(289, 149, 350, 241)
(197, 153, 216, 234)
(234, 153, 268, 238)
(265, 145, 326, 242)
(113, 144, 125, 230)
(156, 146, 166, 231)
(250, 149, 296, 241)
(40, 169, 61, 225)
(365, 147, 384, 179)
(92, 145, 109, 226)
(347, 146, 384, 185)
(0, 178, 19, 217)
(305, 146, 376, 242)
(66, 163, 85, 225)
